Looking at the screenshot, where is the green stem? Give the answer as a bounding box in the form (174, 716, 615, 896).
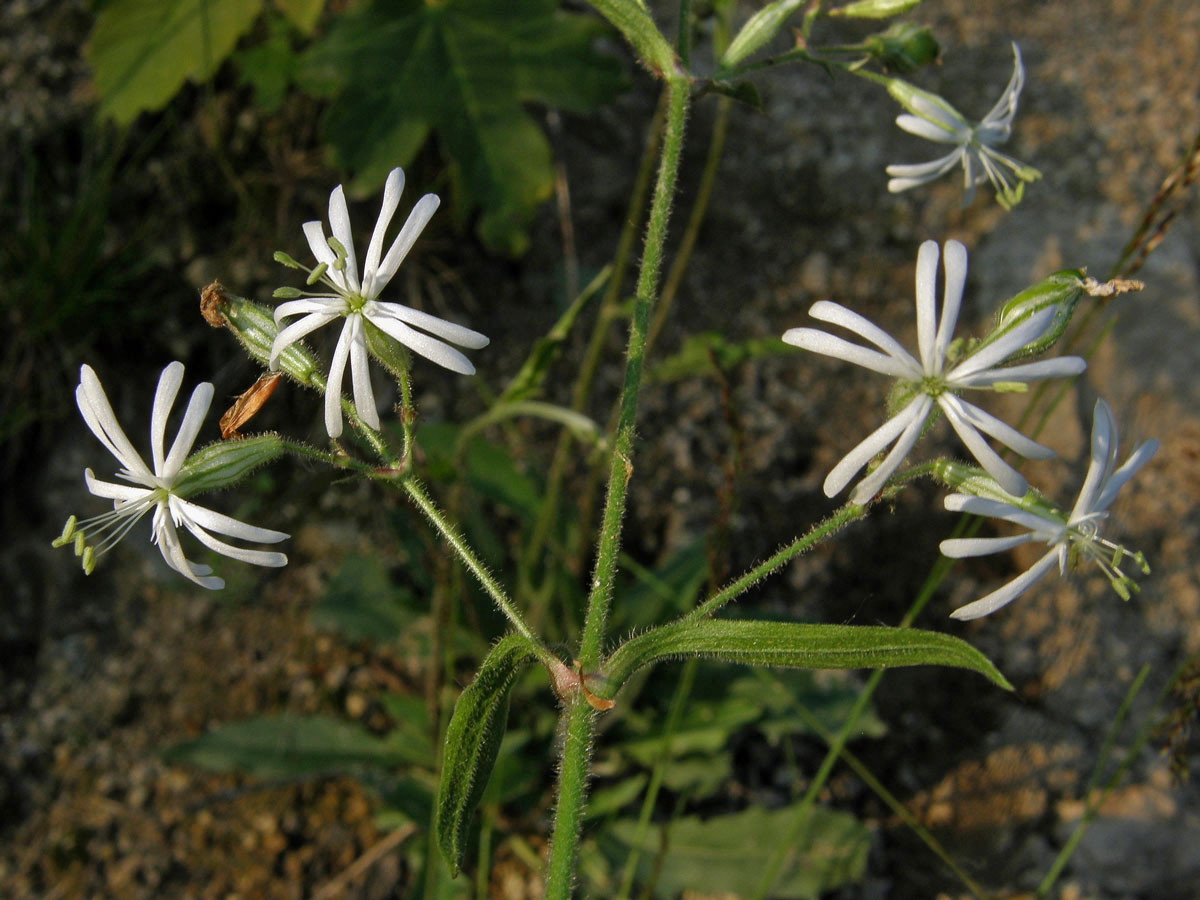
(578, 76, 691, 672)
(398, 366, 415, 467)
(686, 501, 867, 622)
(397, 477, 547, 657)
(544, 698, 596, 900)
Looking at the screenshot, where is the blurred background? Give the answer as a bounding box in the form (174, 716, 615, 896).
(1, 1, 1198, 898)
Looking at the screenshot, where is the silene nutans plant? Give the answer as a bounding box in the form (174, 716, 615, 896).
(30, 0, 1200, 898)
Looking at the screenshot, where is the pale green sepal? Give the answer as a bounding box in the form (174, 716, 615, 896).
(219, 294, 323, 387)
(831, 0, 923, 18)
(886, 77, 964, 129)
(862, 23, 939, 72)
(362, 319, 411, 381)
(436, 634, 539, 875)
(600, 619, 1012, 698)
(175, 435, 285, 498)
(721, 0, 807, 68)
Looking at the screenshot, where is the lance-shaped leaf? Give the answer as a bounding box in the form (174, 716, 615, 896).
(597, 619, 1011, 700)
(436, 634, 539, 874)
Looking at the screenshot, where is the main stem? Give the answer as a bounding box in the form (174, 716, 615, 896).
(544, 74, 690, 900)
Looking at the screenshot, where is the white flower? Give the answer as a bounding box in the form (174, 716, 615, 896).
(782, 239, 1086, 504)
(270, 167, 489, 438)
(941, 398, 1158, 619)
(59, 362, 288, 590)
(886, 43, 1041, 208)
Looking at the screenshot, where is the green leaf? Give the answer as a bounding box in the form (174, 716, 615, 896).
(648, 331, 797, 383)
(598, 805, 870, 898)
(721, 0, 807, 69)
(296, 0, 626, 255)
(600, 619, 1012, 699)
(274, 0, 325, 33)
(235, 17, 300, 112)
(162, 713, 429, 777)
(311, 554, 418, 643)
(435, 634, 538, 874)
(88, 0, 265, 124)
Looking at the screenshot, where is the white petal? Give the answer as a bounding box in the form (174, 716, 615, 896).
(327, 185, 361, 294)
(823, 396, 929, 498)
(953, 355, 1086, 387)
(940, 533, 1035, 558)
(895, 113, 963, 143)
(363, 167, 405, 298)
(174, 497, 288, 543)
(848, 396, 932, 503)
(886, 151, 964, 181)
(324, 317, 356, 438)
(1094, 438, 1159, 513)
(949, 548, 1059, 620)
(270, 311, 340, 370)
(303, 221, 348, 293)
(1070, 397, 1117, 518)
(274, 297, 343, 325)
(914, 241, 939, 373)
(782, 328, 917, 378)
(944, 493, 1060, 534)
(806, 301, 921, 371)
(943, 395, 1054, 460)
(979, 43, 1024, 132)
(84, 468, 155, 503)
(368, 302, 491, 349)
(372, 194, 440, 297)
(933, 241, 968, 371)
(76, 365, 155, 483)
(948, 308, 1054, 380)
(347, 314, 380, 431)
(939, 393, 1027, 496)
(150, 361, 184, 475)
(161, 380, 214, 483)
(152, 511, 224, 590)
(370, 314, 476, 375)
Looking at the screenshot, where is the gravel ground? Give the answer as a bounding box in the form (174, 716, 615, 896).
(2, 1, 1199, 899)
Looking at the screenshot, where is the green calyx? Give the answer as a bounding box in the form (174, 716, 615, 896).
(174, 434, 285, 497)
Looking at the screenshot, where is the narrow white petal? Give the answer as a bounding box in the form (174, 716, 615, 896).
(327, 185, 361, 294)
(949, 548, 1059, 620)
(782, 328, 917, 378)
(1094, 438, 1159, 512)
(940, 533, 1036, 558)
(84, 469, 155, 502)
(76, 365, 155, 482)
(933, 241, 968, 371)
(953, 356, 1086, 387)
(886, 151, 964, 181)
(823, 397, 929, 498)
(274, 297, 343, 325)
(895, 113, 964, 143)
(372, 194, 440, 297)
(370, 314, 476, 375)
(270, 311, 340, 370)
(347, 315, 380, 431)
(162, 381, 214, 482)
(363, 168, 405, 298)
(368, 302, 491, 350)
(848, 396, 932, 503)
(914, 241, 939, 373)
(150, 362, 184, 474)
(979, 43, 1024, 132)
(153, 511, 224, 590)
(806, 301, 921, 371)
(939, 394, 1027, 496)
(1070, 398, 1118, 518)
(174, 497, 288, 543)
(183, 519, 289, 568)
(324, 317, 356, 438)
(944, 395, 1054, 460)
(948, 308, 1054, 380)
(303, 220, 337, 271)
(945, 493, 1060, 534)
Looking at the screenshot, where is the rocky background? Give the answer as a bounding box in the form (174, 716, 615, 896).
(1, 1, 1198, 898)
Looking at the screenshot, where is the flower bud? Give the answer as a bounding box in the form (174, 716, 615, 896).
(831, 0, 924, 18)
(212, 291, 322, 387)
(989, 269, 1086, 357)
(174, 434, 285, 498)
(863, 23, 939, 73)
